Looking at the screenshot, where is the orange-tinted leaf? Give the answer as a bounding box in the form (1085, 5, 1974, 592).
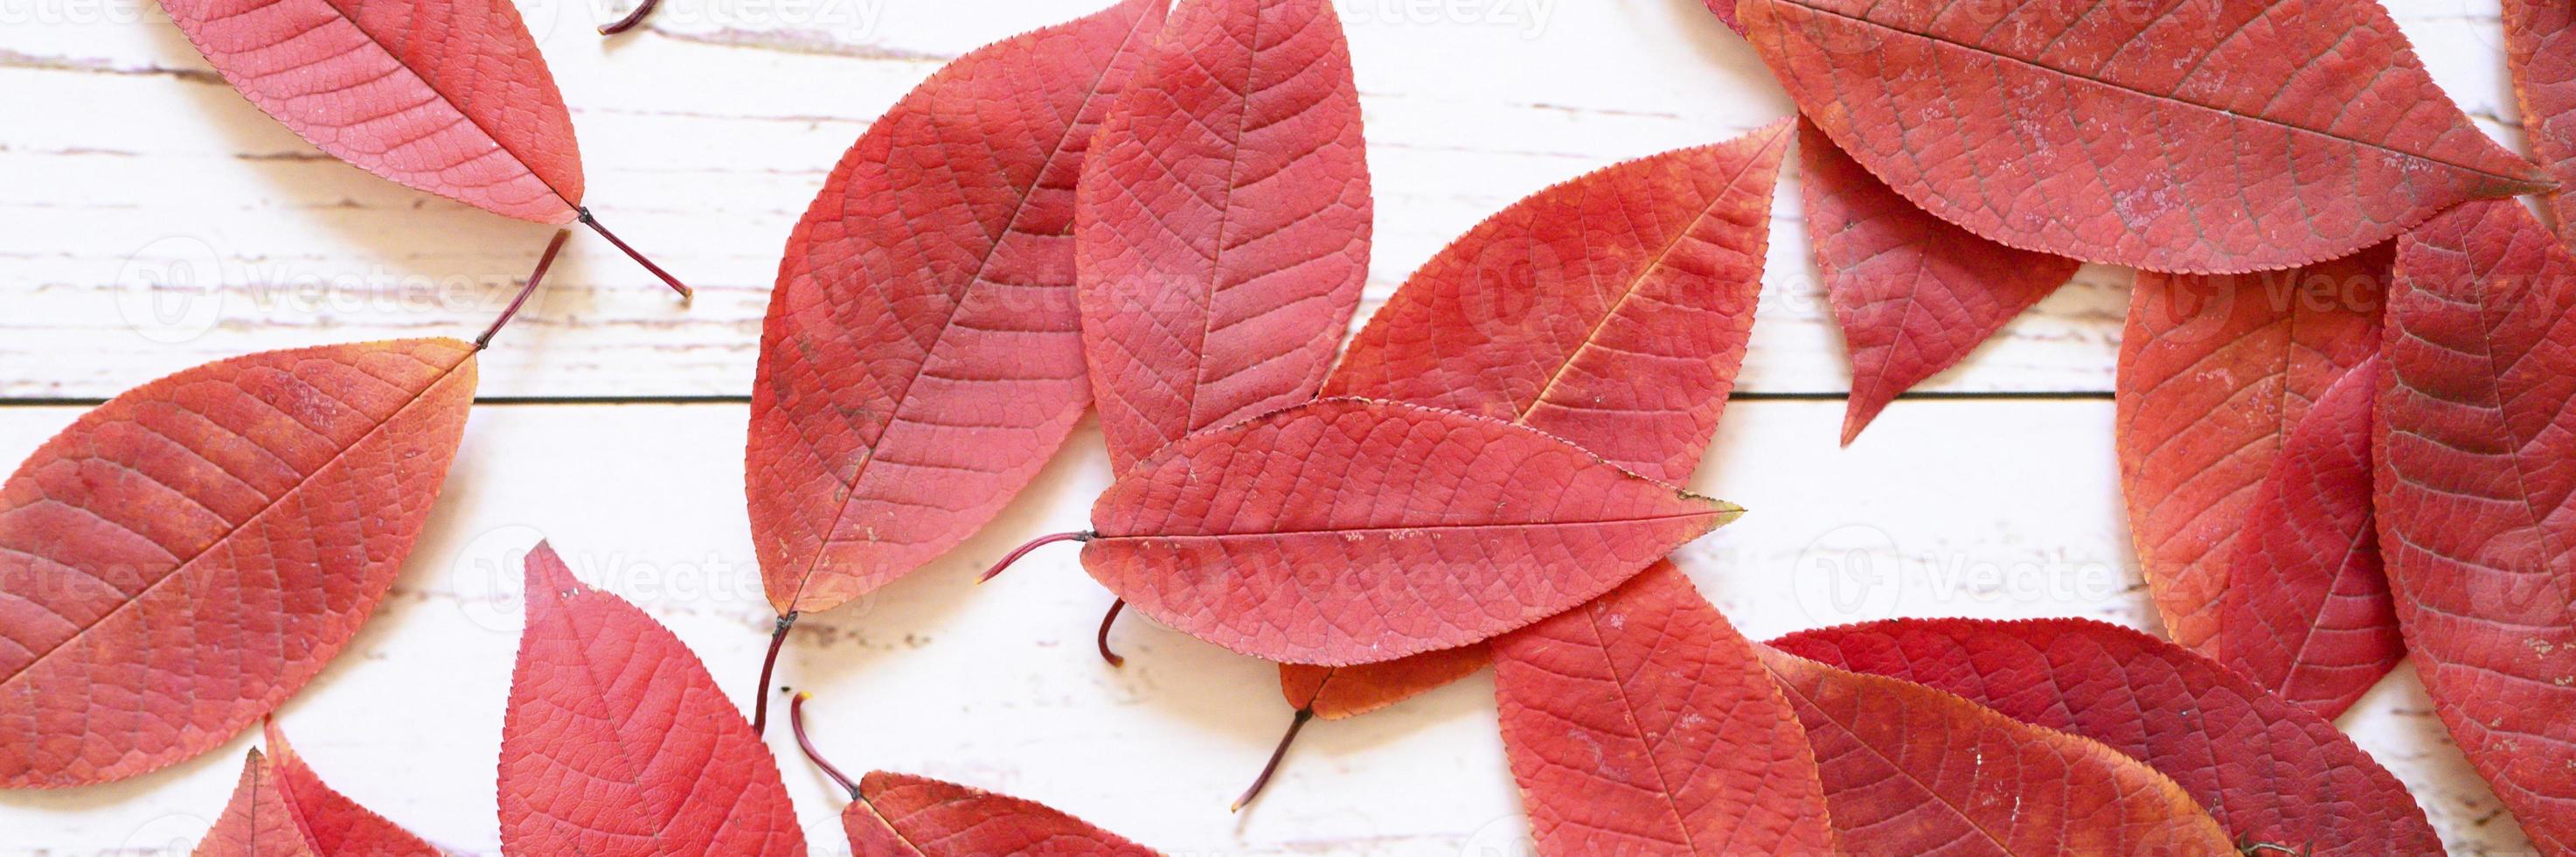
(1760, 648, 2234, 854)
(197, 749, 318, 857)
(2507, 0, 2576, 244)
(1085, 397, 1740, 665)
(1076, 0, 1371, 472)
(2378, 199, 2576, 852)
(498, 542, 804, 856)
(1798, 121, 2080, 444)
(1276, 129, 1788, 710)
(746, 0, 1166, 615)
(2116, 249, 2384, 654)
(1494, 561, 1834, 855)
(0, 339, 476, 788)
(843, 771, 1158, 856)
(157, 0, 581, 223)
(1736, 0, 2546, 273)
(262, 721, 442, 856)
(1772, 618, 2438, 853)
(2219, 357, 2400, 719)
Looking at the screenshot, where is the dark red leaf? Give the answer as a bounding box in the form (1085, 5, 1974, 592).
(2116, 249, 2384, 655)
(1494, 561, 1834, 854)
(1736, 0, 2547, 272)
(2218, 356, 2400, 719)
(1076, 0, 1371, 473)
(197, 749, 318, 857)
(1084, 397, 1740, 665)
(843, 772, 1158, 856)
(1797, 120, 2080, 443)
(1772, 617, 2438, 853)
(746, 0, 1166, 615)
(498, 541, 804, 855)
(0, 339, 476, 788)
(2507, 0, 2576, 244)
(2378, 198, 2576, 852)
(1760, 645, 2234, 854)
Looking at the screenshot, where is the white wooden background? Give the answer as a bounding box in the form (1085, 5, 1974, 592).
(0, 0, 2544, 853)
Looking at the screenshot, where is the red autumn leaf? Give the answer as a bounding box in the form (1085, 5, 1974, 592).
(746, 0, 1166, 616)
(1771, 617, 2439, 853)
(2116, 247, 2385, 656)
(2378, 198, 2576, 852)
(1493, 561, 1835, 855)
(2507, 0, 2576, 245)
(1083, 397, 1740, 665)
(1276, 125, 1788, 721)
(197, 749, 318, 857)
(0, 339, 476, 788)
(1797, 121, 2080, 444)
(1076, 0, 1371, 473)
(842, 773, 1158, 857)
(1760, 646, 2234, 854)
(1734, 0, 2548, 273)
(497, 541, 804, 856)
(2218, 356, 2401, 719)
(154, 0, 685, 290)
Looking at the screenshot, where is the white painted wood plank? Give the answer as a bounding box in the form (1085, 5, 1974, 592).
(0, 400, 2532, 854)
(0, 0, 2524, 399)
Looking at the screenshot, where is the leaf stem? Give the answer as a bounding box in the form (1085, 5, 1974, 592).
(596, 0, 659, 37)
(976, 531, 1092, 583)
(1096, 599, 1126, 667)
(788, 691, 860, 800)
(476, 229, 572, 350)
(576, 207, 691, 299)
(1232, 707, 1312, 813)
(749, 611, 797, 735)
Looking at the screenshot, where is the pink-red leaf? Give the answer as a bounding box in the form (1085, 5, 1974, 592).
(1771, 617, 2438, 853)
(497, 541, 804, 856)
(1760, 647, 2234, 854)
(2116, 249, 2385, 655)
(0, 339, 476, 788)
(1797, 121, 2080, 444)
(197, 749, 318, 857)
(842, 771, 1158, 856)
(249, 721, 443, 856)
(1276, 126, 1790, 714)
(2506, 0, 2576, 244)
(746, 0, 1165, 615)
(1736, 0, 2547, 273)
(1083, 397, 1740, 665)
(2219, 357, 2400, 719)
(1076, 0, 1371, 473)
(2378, 198, 2576, 852)
(1493, 561, 1835, 855)
(157, 0, 582, 223)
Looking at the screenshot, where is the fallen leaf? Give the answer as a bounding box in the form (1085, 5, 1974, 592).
(2506, 0, 2576, 244)
(844, 773, 1158, 857)
(1772, 617, 2438, 853)
(2378, 198, 2576, 852)
(1278, 124, 1788, 721)
(2117, 247, 2385, 656)
(498, 541, 804, 856)
(1735, 0, 2547, 272)
(1076, 0, 1371, 472)
(1084, 397, 1740, 665)
(0, 339, 476, 788)
(1493, 561, 1835, 855)
(156, 0, 687, 290)
(1798, 120, 2080, 443)
(746, 0, 1166, 616)
(197, 749, 316, 857)
(2219, 356, 2401, 719)
(241, 721, 445, 856)
(1760, 647, 2236, 854)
